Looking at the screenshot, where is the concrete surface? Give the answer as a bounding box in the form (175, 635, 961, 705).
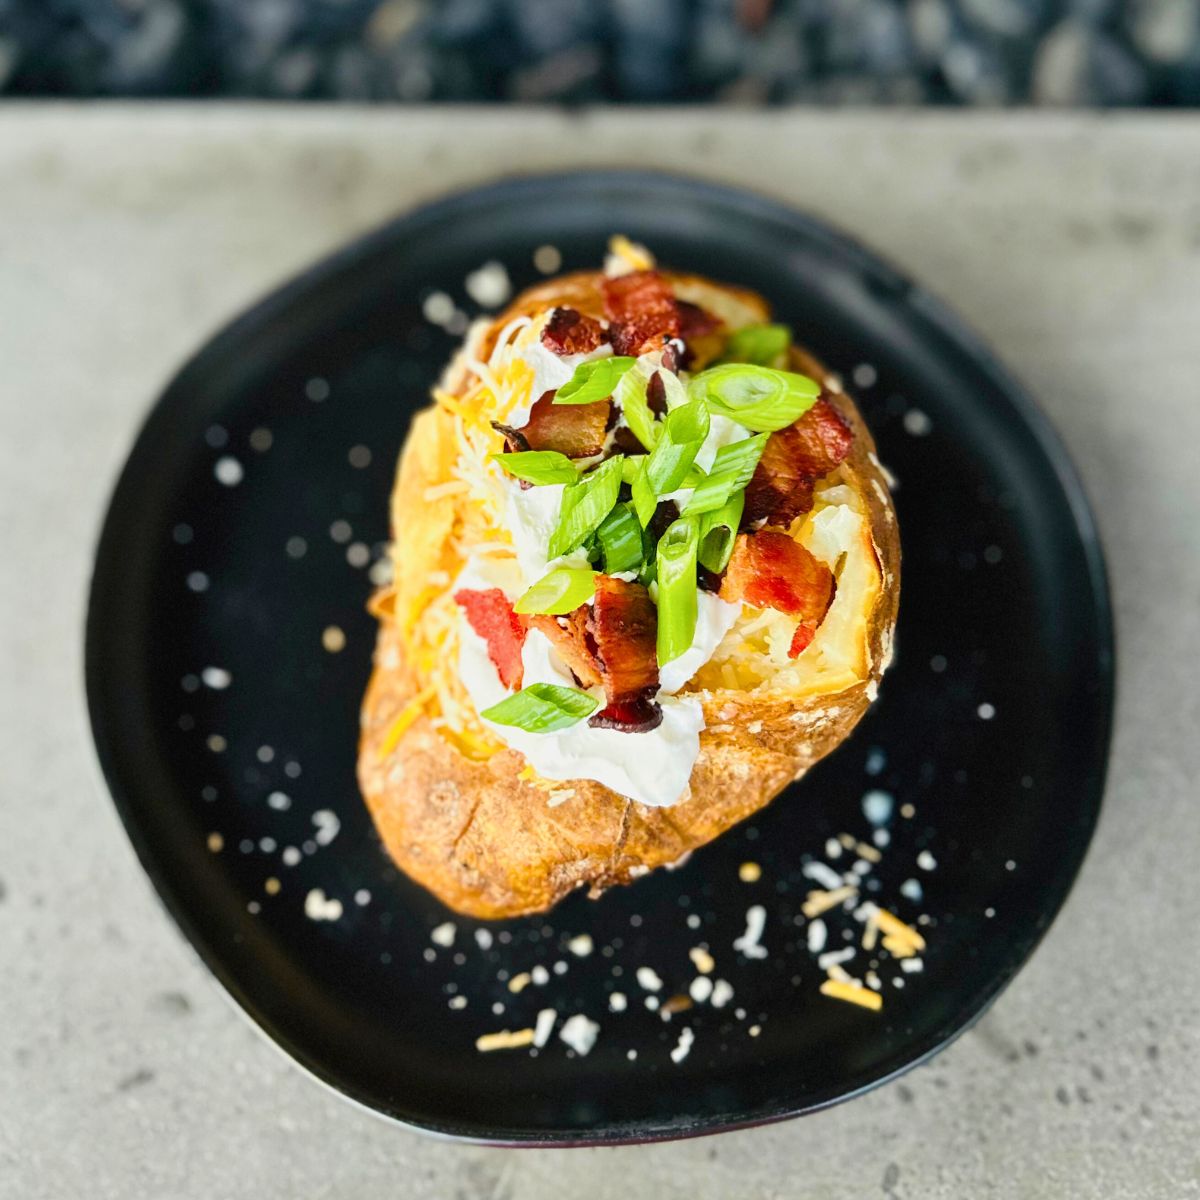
(1, 106, 1198, 1199)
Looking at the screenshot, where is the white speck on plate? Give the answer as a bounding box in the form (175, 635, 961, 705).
(533, 244, 562, 274)
(636, 966, 663, 992)
(917, 849, 937, 871)
(567, 934, 593, 958)
(329, 519, 352, 544)
(201, 667, 231, 690)
(609, 992, 627, 1012)
(802, 861, 843, 890)
(256, 745, 274, 763)
(689, 976, 713, 1003)
(206, 734, 226, 753)
(748, 1024, 762, 1038)
(1006, 859, 1017, 871)
(430, 921, 456, 948)
(305, 377, 330, 402)
(214, 456, 243, 486)
(281, 846, 301, 867)
(533, 1008, 557, 1049)
(900, 957, 924, 973)
(448, 995, 467, 1010)
(311, 810, 340, 846)
(862, 789, 894, 825)
(552, 960, 568, 976)
(978, 702, 996, 720)
(559, 1014, 600, 1056)
(475, 929, 493, 951)
(465, 261, 512, 308)
(322, 625, 346, 653)
(864, 746, 886, 775)
(825, 838, 842, 860)
(807, 918, 827, 953)
(710, 979, 734, 1008)
(670, 1027, 695, 1064)
(422, 291, 456, 326)
(286, 536, 307, 559)
(354, 889, 371, 906)
(852, 363, 878, 388)
(267, 791, 291, 811)
(686, 913, 701, 930)
(900, 878, 924, 903)
(733, 905, 768, 959)
(903, 408, 932, 436)
(873, 828, 891, 848)
(930, 654, 947, 672)
(348, 444, 372, 469)
(346, 542, 370, 569)
(249, 427, 273, 452)
(186, 571, 209, 593)
(531, 965, 549, 986)
(369, 557, 394, 587)
(304, 889, 342, 922)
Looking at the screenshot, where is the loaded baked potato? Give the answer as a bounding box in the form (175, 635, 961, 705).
(358, 239, 900, 919)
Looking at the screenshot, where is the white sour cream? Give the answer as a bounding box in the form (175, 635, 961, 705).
(658, 593, 741, 694)
(503, 482, 565, 580)
(459, 622, 705, 808)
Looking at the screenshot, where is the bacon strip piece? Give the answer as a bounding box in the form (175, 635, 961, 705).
(454, 589, 527, 690)
(541, 306, 606, 356)
(522, 391, 611, 458)
(720, 531, 836, 659)
(602, 271, 680, 356)
(742, 398, 853, 529)
(676, 300, 721, 340)
(528, 578, 662, 730)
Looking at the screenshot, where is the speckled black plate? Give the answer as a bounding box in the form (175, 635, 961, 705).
(85, 172, 1113, 1145)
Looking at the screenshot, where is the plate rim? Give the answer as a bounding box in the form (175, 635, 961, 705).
(84, 168, 1116, 1146)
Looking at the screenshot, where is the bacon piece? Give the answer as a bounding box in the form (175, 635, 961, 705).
(454, 589, 527, 691)
(720, 533, 836, 652)
(742, 398, 853, 528)
(522, 391, 611, 458)
(588, 696, 664, 733)
(591, 576, 659, 705)
(541, 306, 606, 356)
(526, 608, 603, 691)
(676, 300, 721, 340)
(602, 271, 680, 356)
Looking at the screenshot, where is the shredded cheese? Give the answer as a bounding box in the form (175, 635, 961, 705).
(475, 1028, 536, 1052)
(377, 686, 436, 757)
(820, 979, 883, 1012)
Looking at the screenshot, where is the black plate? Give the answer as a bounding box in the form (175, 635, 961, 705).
(86, 172, 1113, 1145)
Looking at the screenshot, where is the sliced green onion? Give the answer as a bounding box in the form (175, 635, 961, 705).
(682, 433, 768, 516)
(546, 454, 624, 560)
(555, 356, 636, 405)
(490, 450, 579, 486)
(614, 363, 659, 451)
(688, 364, 820, 432)
(721, 323, 792, 366)
(698, 491, 745, 574)
(645, 399, 710, 496)
(655, 516, 700, 666)
(514, 567, 596, 615)
(630, 457, 657, 528)
(595, 504, 644, 575)
(480, 683, 598, 733)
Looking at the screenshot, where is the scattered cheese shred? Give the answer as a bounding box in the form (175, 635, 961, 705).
(802, 885, 858, 918)
(875, 908, 926, 952)
(820, 979, 884, 1012)
(423, 480, 470, 502)
(475, 1028, 536, 1052)
(377, 686, 437, 757)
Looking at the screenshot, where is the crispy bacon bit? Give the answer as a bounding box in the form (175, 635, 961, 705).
(490, 421, 531, 454)
(603, 271, 680, 356)
(720, 533, 836, 647)
(522, 391, 611, 458)
(526, 608, 603, 691)
(588, 696, 664, 733)
(541, 306, 606, 356)
(676, 300, 721, 340)
(788, 620, 819, 659)
(742, 398, 853, 528)
(454, 589, 527, 691)
(591, 576, 659, 706)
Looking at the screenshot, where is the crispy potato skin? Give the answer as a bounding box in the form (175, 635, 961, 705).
(357, 272, 900, 919)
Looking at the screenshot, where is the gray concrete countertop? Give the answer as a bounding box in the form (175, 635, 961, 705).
(1, 106, 1197, 1200)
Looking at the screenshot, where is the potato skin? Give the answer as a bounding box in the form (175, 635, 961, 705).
(357, 273, 900, 919)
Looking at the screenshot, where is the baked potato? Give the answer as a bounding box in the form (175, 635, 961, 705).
(358, 239, 900, 919)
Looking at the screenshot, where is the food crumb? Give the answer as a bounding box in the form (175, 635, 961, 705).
(670, 1028, 695, 1064)
(475, 929, 493, 950)
(533, 1008, 557, 1048)
(917, 850, 937, 871)
(476, 1028, 535, 1053)
(748, 1024, 762, 1037)
(688, 946, 715, 975)
(206, 832, 223, 852)
(559, 1014, 600, 1057)
(531, 965, 550, 986)
(689, 976, 713, 1003)
(710, 979, 734, 1008)
(636, 966, 663, 992)
(303, 889, 342, 922)
(609, 992, 627, 1013)
(448, 995, 467, 1010)
(430, 921, 456, 948)
(322, 625, 346, 653)
(508, 973, 532, 994)
(733, 905, 768, 959)
(264, 877, 280, 895)
(567, 934, 594, 958)
(738, 862, 762, 883)
(807, 918, 827, 953)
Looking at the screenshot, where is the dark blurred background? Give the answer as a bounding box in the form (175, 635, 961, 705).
(1, 0, 1197, 106)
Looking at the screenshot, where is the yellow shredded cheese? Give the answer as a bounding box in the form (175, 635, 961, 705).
(475, 1028, 536, 1052)
(820, 979, 883, 1011)
(875, 908, 926, 952)
(377, 685, 436, 758)
(802, 885, 858, 918)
